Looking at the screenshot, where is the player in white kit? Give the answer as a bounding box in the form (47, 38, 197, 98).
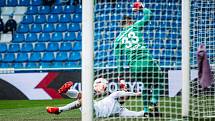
(46, 79, 146, 117)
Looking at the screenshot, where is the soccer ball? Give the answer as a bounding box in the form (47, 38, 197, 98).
(93, 78, 108, 94)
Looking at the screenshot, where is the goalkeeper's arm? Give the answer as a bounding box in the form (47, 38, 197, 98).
(133, 6, 152, 27)
(110, 91, 141, 99)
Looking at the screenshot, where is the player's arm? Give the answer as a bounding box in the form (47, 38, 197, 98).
(133, 5, 152, 27)
(110, 91, 141, 98)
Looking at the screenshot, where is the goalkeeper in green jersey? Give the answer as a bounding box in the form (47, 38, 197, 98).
(114, 2, 163, 115)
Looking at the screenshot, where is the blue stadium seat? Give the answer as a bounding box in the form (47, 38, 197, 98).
(13, 34, 25, 42)
(26, 33, 37, 42)
(55, 23, 68, 32)
(64, 5, 75, 13)
(26, 6, 38, 14)
(65, 61, 80, 67)
(26, 62, 38, 68)
(72, 13, 81, 23)
(21, 15, 34, 24)
(38, 33, 50, 42)
(38, 6, 50, 14)
(40, 62, 51, 68)
(0, 63, 10, 68)
(34, 15, 46, 24)
(0, 0, 5, 6)
(68, 23, 80, 32)
(16, 53, 28, 62)
(55, 52, 68, 61)
(59, 42, 72, 51)
(42, 52, 55, 61)
(17, 24, 29, 33)
(19, 0, 30, 6)
(75, 5, 82, 13)
(68, 52, 81, 61)
(30, 0, 42, 6)
(43, 23, 55, 32)
(30, 24, 42, 33)
(3, 53, 15, 62)
(20, 43, 33, 52)
(51, 32, 63, 42)
(72, 41, 81, 51)
(0, 43, 7, 52)
(13, 63, 24, 68)
(7, 0, 18, 6)
(95, 51, 107, 61)
(29, 52, 41, 61)
(47, 14, 59, 23)
(166, 39, 177, 49)
(8, 43, 20, 52)
(52, 62, 65, 68)
(51, 5, 63, 14)
(76, 32, 81, 41)
(64, 32, 76, 41)
(47, 42, 59, 51)
(59, 14, 71, 23)
(34, 43, 46, 52)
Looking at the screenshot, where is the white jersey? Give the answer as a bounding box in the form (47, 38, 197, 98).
(93, 91, 137, 117)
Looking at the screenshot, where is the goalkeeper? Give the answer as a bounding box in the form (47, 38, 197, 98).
(114, 2, 164, 115)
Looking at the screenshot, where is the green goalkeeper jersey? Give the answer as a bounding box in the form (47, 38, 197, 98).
(114, 8, 159, 73)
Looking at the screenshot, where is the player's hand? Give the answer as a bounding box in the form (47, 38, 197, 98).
(136, 92, 142, 96)
(132, 1, 144, 12)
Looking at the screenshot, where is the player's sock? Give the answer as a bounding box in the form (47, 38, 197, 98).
(59, 100, 81, 112)
(142, 89, 149, 112)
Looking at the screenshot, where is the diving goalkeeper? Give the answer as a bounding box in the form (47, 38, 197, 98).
(114, 2, 164, 114)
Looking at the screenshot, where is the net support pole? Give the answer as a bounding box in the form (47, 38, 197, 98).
(182, 0, 190, 117)
(82, 0, 94, 121)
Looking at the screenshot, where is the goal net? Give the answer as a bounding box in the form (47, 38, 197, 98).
(93, 0, 182, 120)
(190, 0, 215, 120)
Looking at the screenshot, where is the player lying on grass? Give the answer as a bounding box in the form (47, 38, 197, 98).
(114, 1, 164, 115)
(46, 78, 148, 117)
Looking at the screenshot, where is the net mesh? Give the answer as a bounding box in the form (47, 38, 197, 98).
(93, 0, 182, 120)
(190, 0, 215, 120)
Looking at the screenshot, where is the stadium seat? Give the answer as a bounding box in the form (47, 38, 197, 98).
(41, 52, 55, 61)
(65, 61, 80, 67)
(19, 0, 30, 6)
(20, 43, 33, 52)
(38, 33, 50, 42)
(75, 5, 82, 13)
(7, 0, 18, 6)
(68, 23, 80, 32)
(43, 23, 55, 32)
(21, 15, 34, 24)
(13, 63, 24, 68)
(59, 14, 71, 23)
(0, 43, 7, 52)
(51, 5, 63, 14)
(64, 32, 76, 41)
(59, 42, 72, 51)
(34, 15, 46, 24)
(30, 24, 42, 33)
(16, 53, 28, 62)
(52, 62, 65, 68)
(40, 62, 51, 68)
(76, 32, 81, 41)
(51, 32, 63, 42)
(13, 34, 25, 42)
(47, 14, 59, 23)
(8, 43, 20, 52)
(47, 42, 59, 51)
(68, 52, 81, 61)
(72, 41, 81, 51)
(26, 6, 38, 14)
(30, 0, 42, 6)
(38, 6, 50, 14)
(34, 43, 46, 52)
(0, 0, 5, 7)
(64, 5, 75, 13)
(55, 52, 68, 61)
(72, 13, 82, 23)
(55, 23, 68, 32)
(3, 53, 15, 62)
(26, 62, 38, 68)
(26, 33, 38, 42)
(95, 51, 107, 61)
(16, 24, 29, 33)
(0, 63, 10, 68)
(29, 52, 41, 62)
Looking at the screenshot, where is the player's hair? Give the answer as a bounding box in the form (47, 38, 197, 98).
(121, 15, 132, 26)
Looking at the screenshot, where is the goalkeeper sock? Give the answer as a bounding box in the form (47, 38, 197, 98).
(59, 100, 81, 112)
(142, 89, 149, 112)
